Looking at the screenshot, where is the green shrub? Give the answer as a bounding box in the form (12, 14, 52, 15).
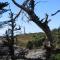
(55, 54, 60, 60)
(26, 37, 46, 49)
(33, 37, 45, 48)
(50, 54, 60, 60)
(26, 41, 33, 49)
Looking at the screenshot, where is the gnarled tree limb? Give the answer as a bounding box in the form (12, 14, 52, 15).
(12, 0, 53, 43)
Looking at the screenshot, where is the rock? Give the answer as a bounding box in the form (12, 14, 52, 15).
(26, 49, 46, 60)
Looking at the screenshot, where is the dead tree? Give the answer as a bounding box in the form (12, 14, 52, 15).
(2, 10, 16, 60)
(11, 0, 54, 60)
(12, 0, 53, 44)
(7, 9, 21, 60)
(1, 9, 21, 60)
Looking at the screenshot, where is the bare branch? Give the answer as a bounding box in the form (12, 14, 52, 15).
(12, 0, 29, 7)
(51, 10, 60, 16)
(0, 9, 10, 14)
(12, 0, 32, 17)
(40, 14, 51, 25)
(40, 18, 45, 23)
(44, 13, 49, 24)
(14, 10, 21, 20)
(35, 1, 47, 6)
(12, 0, 30, 12)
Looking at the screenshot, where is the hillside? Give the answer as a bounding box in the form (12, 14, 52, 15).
(15, 28, 60, 48)
(16, 32, 45, 47)
(0, 28, 60, 48)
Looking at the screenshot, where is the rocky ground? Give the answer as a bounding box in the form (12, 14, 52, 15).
(0, 45, 46, 60)
(25, 49, 46, 60)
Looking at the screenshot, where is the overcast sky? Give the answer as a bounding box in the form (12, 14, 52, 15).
(0, 0, 60, 36)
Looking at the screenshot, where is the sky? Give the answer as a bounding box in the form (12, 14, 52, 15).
(0, 0, 60, 36)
